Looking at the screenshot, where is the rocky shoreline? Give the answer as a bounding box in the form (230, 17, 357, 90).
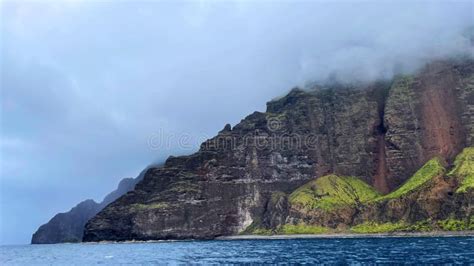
(74, 231, 474, 245)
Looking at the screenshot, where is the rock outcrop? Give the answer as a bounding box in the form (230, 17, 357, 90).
(31, 199, 102, 244)
(83, 58, 474, 242)
(31, 166, 156, 244)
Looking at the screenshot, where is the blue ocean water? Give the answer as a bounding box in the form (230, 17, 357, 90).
(1, 237, 474, 264)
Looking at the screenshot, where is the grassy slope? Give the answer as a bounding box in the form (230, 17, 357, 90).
(288, 157, 446, 212)
(279, 224, 329, 234)
(377, 157, 445, 201)
(448, 147, 474, 193)
(350, 218, 474, 233)
(246, 148, 473, 235)
(353, 150, 474, 233)
(289, 174, 380, 211)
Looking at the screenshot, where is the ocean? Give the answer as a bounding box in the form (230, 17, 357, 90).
(1, 237, 473, 264)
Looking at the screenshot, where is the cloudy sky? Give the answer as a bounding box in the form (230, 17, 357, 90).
(1, 0, 473, 244)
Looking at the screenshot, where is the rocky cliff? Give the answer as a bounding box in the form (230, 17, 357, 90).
(83, 58, 474, 241)
(31, 166, 156, 244)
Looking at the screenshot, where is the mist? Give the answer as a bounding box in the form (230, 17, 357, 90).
(1, 0, 473, 244)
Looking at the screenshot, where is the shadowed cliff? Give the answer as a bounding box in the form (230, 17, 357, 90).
(31, 165, 159, 244)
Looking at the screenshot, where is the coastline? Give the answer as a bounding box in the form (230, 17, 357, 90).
(217, 231, 474, 240)
(71, 231, 474, 245)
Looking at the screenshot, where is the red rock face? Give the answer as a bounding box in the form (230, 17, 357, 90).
(417, 62, 466, 161)
(384, 60, 473, 190)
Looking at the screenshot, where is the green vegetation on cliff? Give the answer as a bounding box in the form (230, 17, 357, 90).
(349, 219, 474, 233)
(289, 175, 380, 211)
(248, 218, 473, 235)
(377, 157, 445, 200)
(278, 224, 329, 234)
(437, 218, 474, 231)
(350, 222, 406, 233)
(248, 149, 473, 237)
(350, 221, 438, 233)
(289, 158, 446, 211)
(448, 147, 474, 193)
(244, 223, 330, 235)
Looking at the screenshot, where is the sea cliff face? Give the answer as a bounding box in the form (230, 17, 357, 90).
(83, 59, 474, 241)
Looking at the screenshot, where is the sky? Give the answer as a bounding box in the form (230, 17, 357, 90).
(0, 0, 473, 245)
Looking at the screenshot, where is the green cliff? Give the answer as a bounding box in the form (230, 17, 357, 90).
(251, 147, 474, 235)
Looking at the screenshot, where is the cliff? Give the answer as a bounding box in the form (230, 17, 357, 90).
(31, 166, 155, 244)
(83, 58, 474, 241)
(31, 199, 102, 244)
